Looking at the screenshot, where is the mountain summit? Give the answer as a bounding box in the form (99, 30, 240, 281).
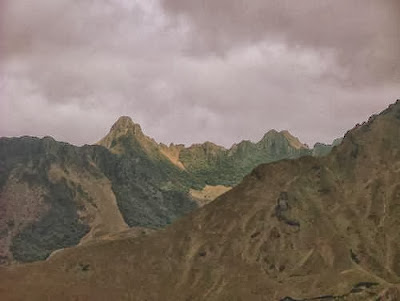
(279, 130, 309, 149)
(109, 116, 143, 135)
(98, 117, 326, 187)
(98, 116, 150, 152)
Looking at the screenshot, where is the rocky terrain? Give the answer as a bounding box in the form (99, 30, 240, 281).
(99, 116, 336, 191)
(0, 115, 336, 265)
(0, 100, 398, 300)
(0, 136, 196, 265)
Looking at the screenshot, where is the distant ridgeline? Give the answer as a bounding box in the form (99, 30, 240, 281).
(0, 116, 340, 264)
(98, 116, 341, 187)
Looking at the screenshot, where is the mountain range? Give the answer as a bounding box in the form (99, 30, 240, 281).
(0, 115, 339, 265)
(0, 100, 399, 300)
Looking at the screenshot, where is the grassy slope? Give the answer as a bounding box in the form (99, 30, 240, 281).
(0, 100, 399, 300)
(0, 117, 336, 265)
(0, 136, 197, 264)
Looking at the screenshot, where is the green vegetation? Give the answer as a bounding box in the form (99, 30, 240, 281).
(0, 136, 197, 263)
(90, 137, 198, 228)
(11, 179, 90, 262)
(0, 118, 339, 264)
(178, 134, 312, 187)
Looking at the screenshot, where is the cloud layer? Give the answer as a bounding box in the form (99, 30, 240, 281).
(1, 0, 399, 147)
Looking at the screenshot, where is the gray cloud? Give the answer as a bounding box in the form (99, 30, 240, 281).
(0, 0, 399, 148)
(162, 0, 400, 85)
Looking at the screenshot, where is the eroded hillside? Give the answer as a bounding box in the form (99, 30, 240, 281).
(0, 101, 398, 300)
(0, 115, 337, 265)
(0, 137, 196, 264)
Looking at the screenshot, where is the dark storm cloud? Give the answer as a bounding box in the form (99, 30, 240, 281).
(0, 0, 399, 147)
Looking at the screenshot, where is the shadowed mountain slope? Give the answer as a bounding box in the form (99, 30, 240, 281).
(0, 137, 196, 265)
(0, 100, 398, 300)
(0, 115, 337, 265)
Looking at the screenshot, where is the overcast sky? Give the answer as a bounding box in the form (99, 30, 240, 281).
(0, 0, 399, 147)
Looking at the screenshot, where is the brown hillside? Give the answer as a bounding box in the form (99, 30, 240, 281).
(0, 100, 399, 300)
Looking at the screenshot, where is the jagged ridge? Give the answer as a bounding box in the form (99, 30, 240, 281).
(98, 117, 336, 187)
(0, 100, 398, 300)
(0, 113, 339, 265)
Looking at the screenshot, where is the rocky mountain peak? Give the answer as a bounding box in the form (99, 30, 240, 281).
(280, 130, 309, 149)
(97, 116, 150, 152)
(260, 129, 279, 140)
(258, 129, 309, 150)
(110, 116, 143, 135)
